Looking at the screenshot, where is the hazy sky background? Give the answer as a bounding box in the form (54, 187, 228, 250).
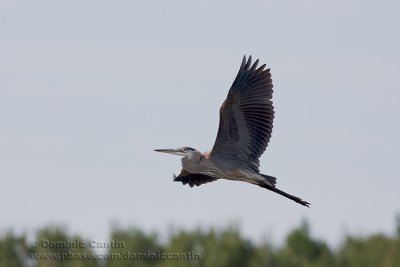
(1, 0, 399, 246)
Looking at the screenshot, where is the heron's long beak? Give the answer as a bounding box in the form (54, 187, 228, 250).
(154, 148, 185, 156)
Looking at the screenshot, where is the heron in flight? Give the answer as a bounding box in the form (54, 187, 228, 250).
(155, 56, 310, 207)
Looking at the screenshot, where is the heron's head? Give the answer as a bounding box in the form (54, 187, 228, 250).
(154, 147, 199, 157)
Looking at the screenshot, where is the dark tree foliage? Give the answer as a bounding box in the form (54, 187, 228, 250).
(106, 226, 162, 267)
(0, 233, 28, 267)
(1, 218, 400, 267)
(396, 213, 400, 239)
(33, 227, 97, 267)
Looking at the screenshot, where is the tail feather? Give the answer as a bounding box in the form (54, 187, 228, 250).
(260, 173, 277, 186)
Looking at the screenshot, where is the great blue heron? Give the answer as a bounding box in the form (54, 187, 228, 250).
(155, 56, 310, 207)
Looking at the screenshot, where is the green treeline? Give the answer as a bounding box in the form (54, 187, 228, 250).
(1, 219, 400, 267)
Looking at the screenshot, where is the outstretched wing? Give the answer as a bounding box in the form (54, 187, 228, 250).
(173, 169, 218, 187)
(210, 55, 274, 173)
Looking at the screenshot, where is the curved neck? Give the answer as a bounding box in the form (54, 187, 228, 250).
(181, 151, 204, 172)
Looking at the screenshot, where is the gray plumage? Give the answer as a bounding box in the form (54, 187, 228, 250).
(211, 56, 274, 173)
(155, 56, 310, 207)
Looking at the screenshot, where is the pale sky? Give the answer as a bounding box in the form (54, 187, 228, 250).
(1, 0, 399, 246)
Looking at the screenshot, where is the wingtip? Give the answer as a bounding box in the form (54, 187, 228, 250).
(257, 63, 266, 72)
(240, 55, 247, 69)
(241, 54, 261, 71)
(250, 59, 259, 71)
(244, 55, 252, 70)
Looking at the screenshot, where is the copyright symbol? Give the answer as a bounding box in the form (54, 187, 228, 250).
(30, 241, 38, 248)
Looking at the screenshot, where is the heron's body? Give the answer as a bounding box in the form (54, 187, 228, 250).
(181, 149, 269, 185)
(155, 56, 310, 207)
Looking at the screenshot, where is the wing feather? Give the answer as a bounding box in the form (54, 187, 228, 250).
(210, 55, 274, 173)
